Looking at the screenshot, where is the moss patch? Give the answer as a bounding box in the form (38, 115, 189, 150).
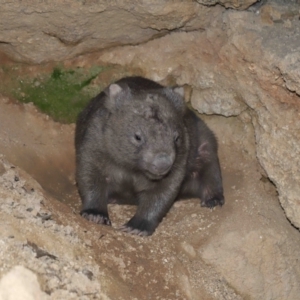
(0, 61, 141, 123)
(13, 66, 107, 123)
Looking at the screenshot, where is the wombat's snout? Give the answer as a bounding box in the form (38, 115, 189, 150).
(151, 153, 174, 176)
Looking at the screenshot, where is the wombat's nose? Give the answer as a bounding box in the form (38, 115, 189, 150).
(152, 153, 174, 175)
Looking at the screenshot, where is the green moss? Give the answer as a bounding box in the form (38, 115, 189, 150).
(13, 65, 107, 123)
(0, 61, 139, 123)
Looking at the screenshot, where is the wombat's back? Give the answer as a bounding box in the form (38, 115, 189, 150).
(116, 76, 163, 91)
(75, 91, 106, 149)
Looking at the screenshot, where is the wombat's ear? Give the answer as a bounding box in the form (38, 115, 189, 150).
(163, 87, 186, 113)
(173, 87, 185, 98)
(104, 83, 128, 111)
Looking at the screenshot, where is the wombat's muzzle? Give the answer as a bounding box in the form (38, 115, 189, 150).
(149, 153, 174, 176)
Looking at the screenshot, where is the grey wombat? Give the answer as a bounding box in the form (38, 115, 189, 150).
(75, 77, 224, 236)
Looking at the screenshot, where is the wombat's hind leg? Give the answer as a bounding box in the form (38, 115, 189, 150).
(81, 209, 111, 225)
(197, 142, 225, 208)
(198, 163, 224, 208)
(200, 188, 224, 208)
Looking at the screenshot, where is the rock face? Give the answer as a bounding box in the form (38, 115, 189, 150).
(0, 0, 260, 63)
(221, 4, 300, 230)
(0, 0, 223, 63)
(0, 266, 49, 300)
(196, 0, 256, 9)
(0, 156, 106, 299)
(202, 229, 300, 299)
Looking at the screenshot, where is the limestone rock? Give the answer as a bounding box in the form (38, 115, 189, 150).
(196, 0, 257, 10)
(221, 6, 300, 229)
(191, 87, 247, 116)
(202, 229, 300, 299)
(0, 266, 49, 300)
(0, 0, 216, 63)
(278, 52, 300, 95)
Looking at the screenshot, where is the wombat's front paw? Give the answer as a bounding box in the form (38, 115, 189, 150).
(201, 194, 225, 208)
(120, 216, 156, 236)
(80, 209, 111, 226)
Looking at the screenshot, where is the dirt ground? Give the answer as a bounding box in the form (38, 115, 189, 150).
(0, 86, 299, 299)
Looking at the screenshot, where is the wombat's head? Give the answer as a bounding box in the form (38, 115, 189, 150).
(103, 82, 186, 180)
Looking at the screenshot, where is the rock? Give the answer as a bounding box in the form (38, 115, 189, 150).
(191, 87, 247, 116)
(201, 229, 300, 299)
(0, 157, 106, 299)
(0, 0, 259, 64)
(197, 0, 257, 10)
(220, 5, 300, 229)
(0, 0, 219, 63)
(0, 161, 5, 176)
(0, 266, 49, 300)
(278, 52, 300, 95)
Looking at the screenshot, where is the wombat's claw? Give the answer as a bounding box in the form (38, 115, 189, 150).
(81, 211, 111, 226)
(119, 224, 150, 236)
(201, 196, 224, 208)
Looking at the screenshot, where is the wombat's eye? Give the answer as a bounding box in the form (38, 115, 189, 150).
(174, 132, 180, 144)
(131, 131, 144, 145)
(134, 133, 142, 142)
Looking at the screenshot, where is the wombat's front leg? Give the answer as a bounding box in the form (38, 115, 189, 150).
(120, 189, 176, 236)
(77, 164, 111, 226)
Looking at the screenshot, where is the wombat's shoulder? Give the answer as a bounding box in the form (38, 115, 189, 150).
(115, 76, 164, 91)
(75, 91, 106, 147)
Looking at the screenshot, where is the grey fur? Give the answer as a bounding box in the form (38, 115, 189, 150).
(75, 77, 224, 236)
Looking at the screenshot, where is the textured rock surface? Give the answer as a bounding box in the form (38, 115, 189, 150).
(202, 228, 300, 300)
(197, 0, 257, 9)
(224, 8, 300, 228)
(0, 0, 221, 63)
(220, 3, 300, 229)
(0, 266, 49, 300)
(0, 157, 105, 299)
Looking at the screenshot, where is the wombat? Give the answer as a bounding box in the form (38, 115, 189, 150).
(75, 76, 224, 236)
